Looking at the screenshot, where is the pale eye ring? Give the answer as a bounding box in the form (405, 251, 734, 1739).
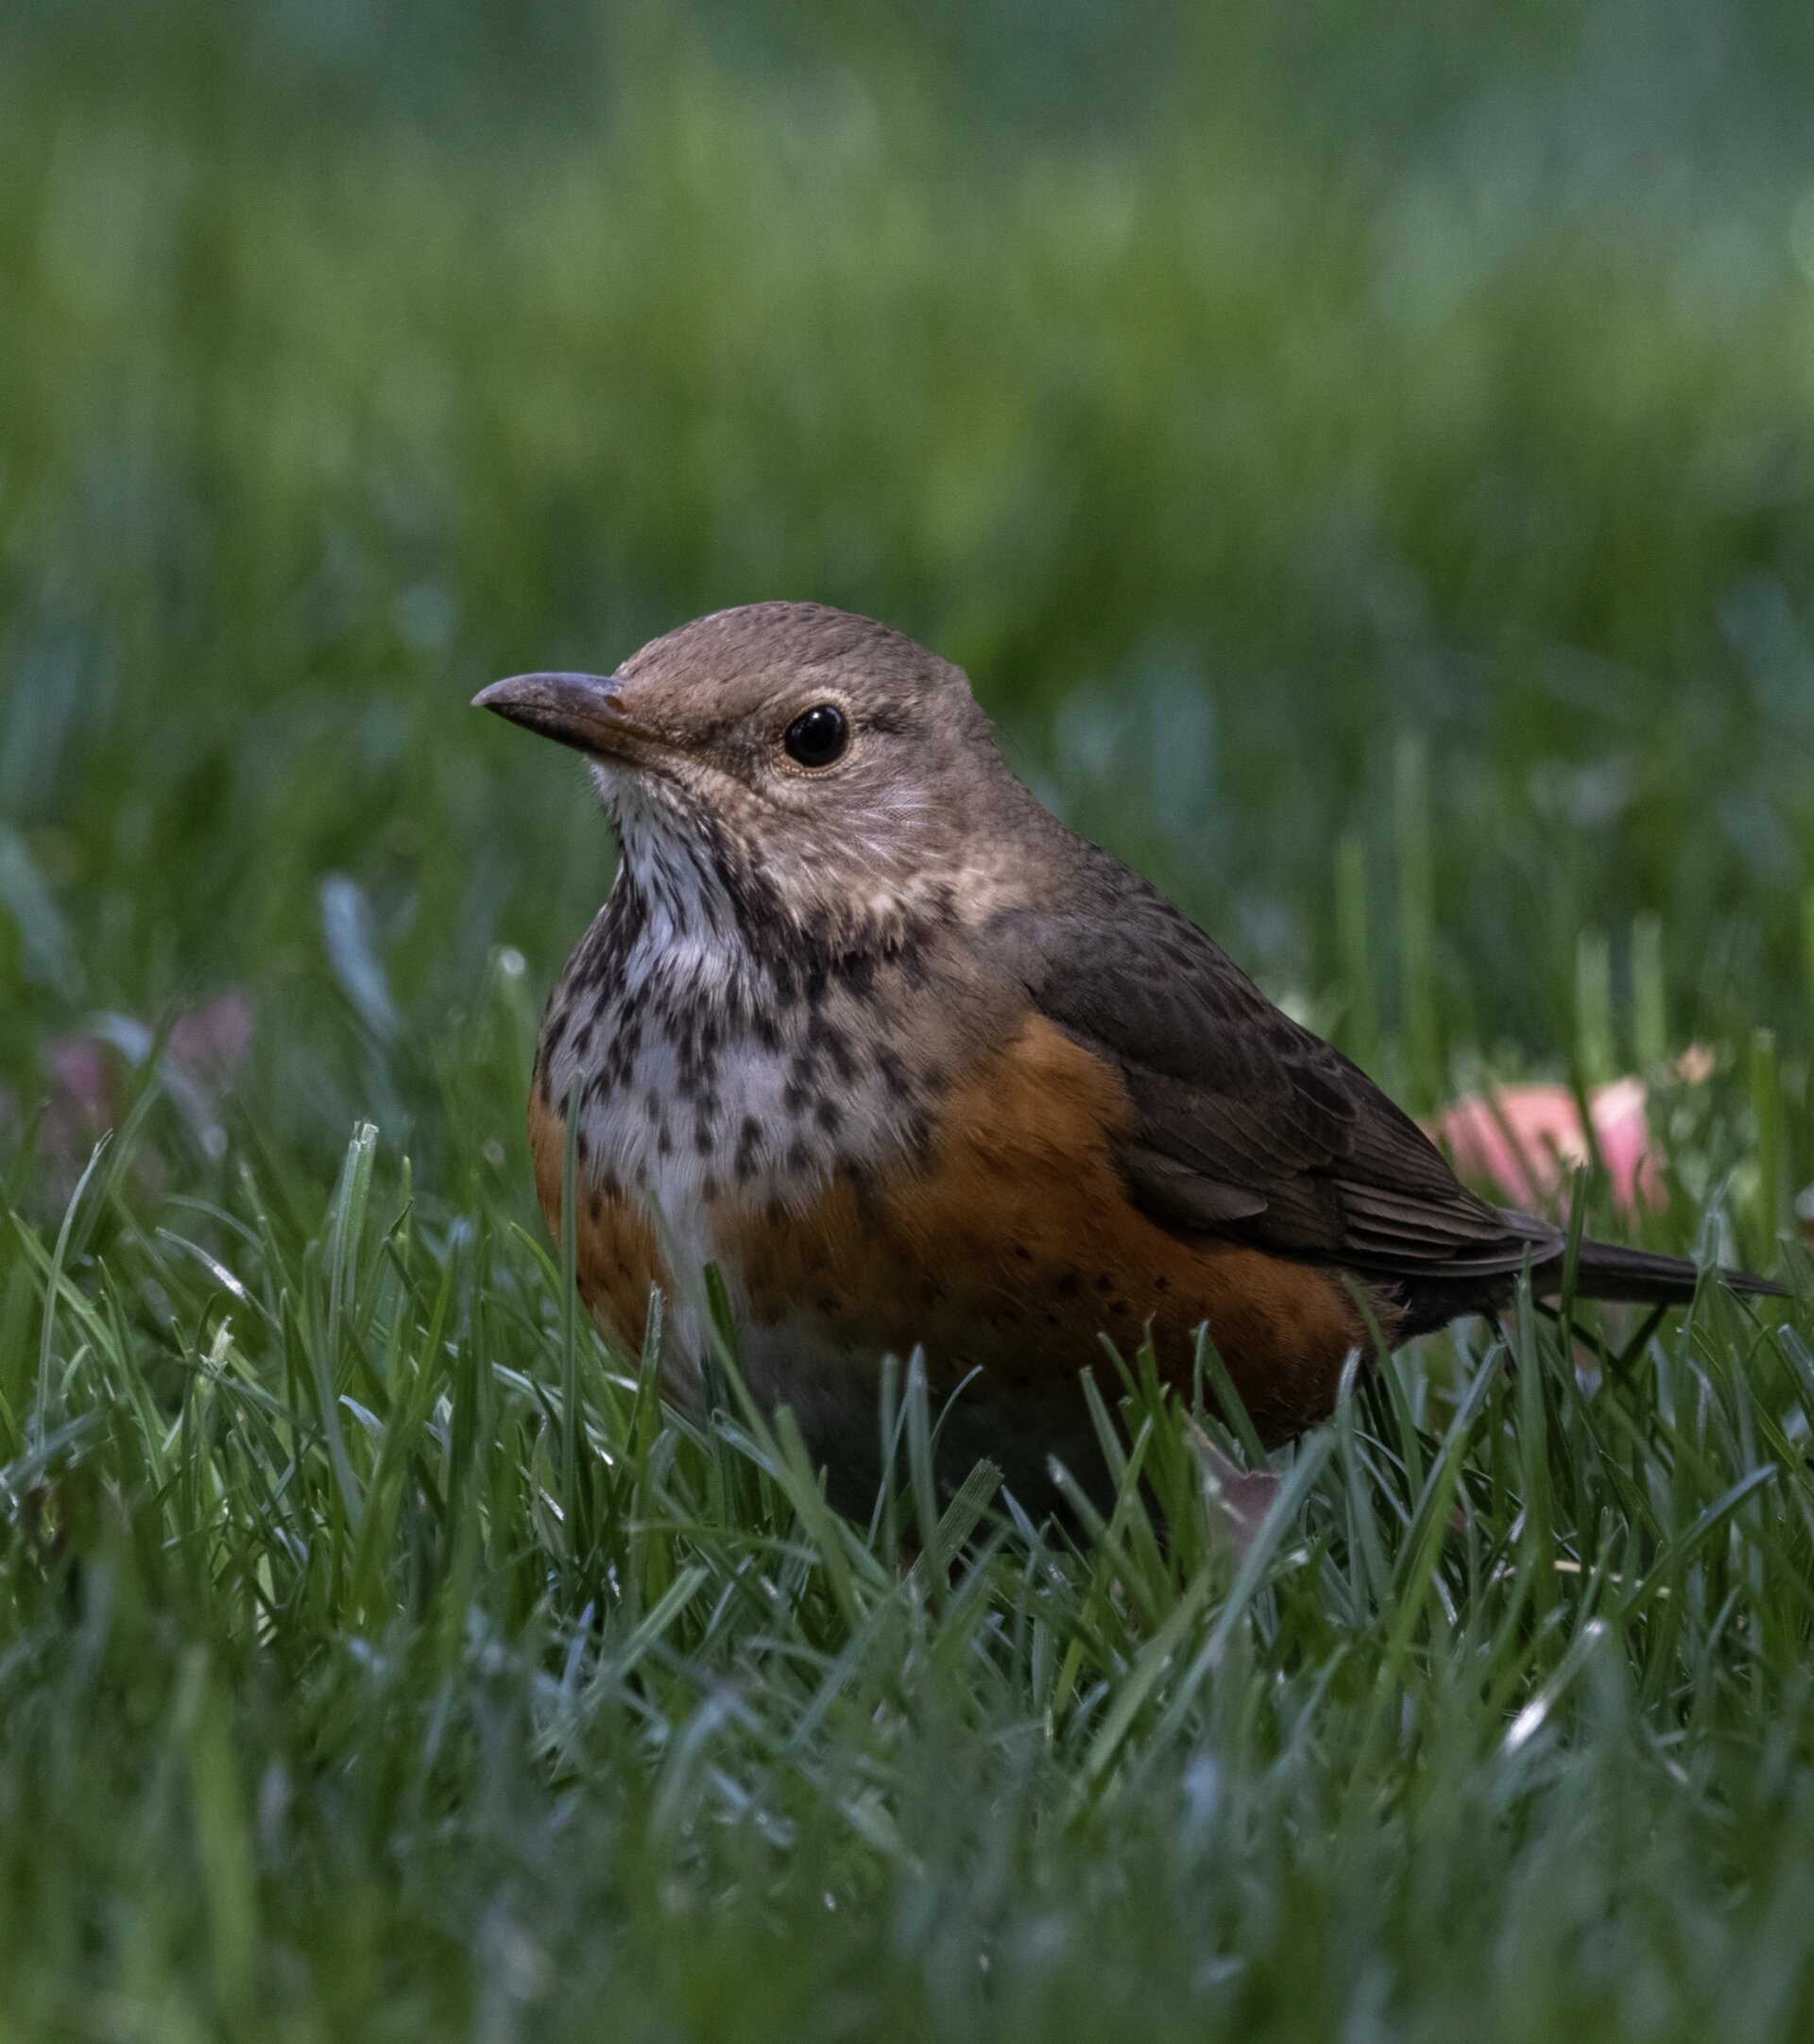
(783, 703, 848, 768)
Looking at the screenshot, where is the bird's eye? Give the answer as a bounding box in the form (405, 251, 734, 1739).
(783, 703, 849, 769)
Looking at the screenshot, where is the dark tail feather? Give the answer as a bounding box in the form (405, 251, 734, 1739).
(1563, 1236, 1787, 1306)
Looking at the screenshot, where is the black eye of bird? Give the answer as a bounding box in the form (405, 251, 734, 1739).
(783, 703, 848, 768)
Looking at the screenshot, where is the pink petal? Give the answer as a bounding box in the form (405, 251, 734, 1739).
(47, 1038, 124, 1127)
(11, 991, 255, 1181)
(1188, 1424, 1281, 1560)
(166, 991, 255, 1079)
(1586, 1077, 1666, 1214)
(1429, 1078, 1666, 1218)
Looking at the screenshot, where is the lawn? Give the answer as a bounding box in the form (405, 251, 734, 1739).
(4, 1, 1814, 2036)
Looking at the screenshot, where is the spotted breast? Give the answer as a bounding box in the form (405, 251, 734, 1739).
(526, 832, 1364, 1513)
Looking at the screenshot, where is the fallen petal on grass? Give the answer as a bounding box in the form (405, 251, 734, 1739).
(1187, 1422, 1281, 1560)
(1427, 1062, 1709, 1218)
(0, 991, 255, 1178)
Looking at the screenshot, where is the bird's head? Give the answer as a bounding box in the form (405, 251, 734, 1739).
(476, 603, 1037, 944)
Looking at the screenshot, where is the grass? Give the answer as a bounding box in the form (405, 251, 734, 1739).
(5, 0, 1814, 2035)
(5, 1097, 1813, 2040)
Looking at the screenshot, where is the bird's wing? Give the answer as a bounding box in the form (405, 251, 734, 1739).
(987, 886, 1559, 1283)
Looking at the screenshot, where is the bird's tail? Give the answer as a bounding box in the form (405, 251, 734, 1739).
(1563, 1235, 1787, 1306)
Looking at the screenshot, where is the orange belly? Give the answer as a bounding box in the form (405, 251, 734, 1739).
(531, 1014, 1372, 1458)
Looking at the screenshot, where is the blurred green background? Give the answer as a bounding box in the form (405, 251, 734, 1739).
(4, 0, 1813, 1163)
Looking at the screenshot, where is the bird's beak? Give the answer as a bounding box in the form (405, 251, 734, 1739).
(472, 672, 654, 761)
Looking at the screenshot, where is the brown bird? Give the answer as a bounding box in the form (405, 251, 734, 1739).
(477, 603, 1776, 1513)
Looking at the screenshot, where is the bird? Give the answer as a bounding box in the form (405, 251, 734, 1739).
(476, 602, 1779, 1515)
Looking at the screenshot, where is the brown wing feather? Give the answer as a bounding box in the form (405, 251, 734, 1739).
(987, 875, 1562, 1289)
